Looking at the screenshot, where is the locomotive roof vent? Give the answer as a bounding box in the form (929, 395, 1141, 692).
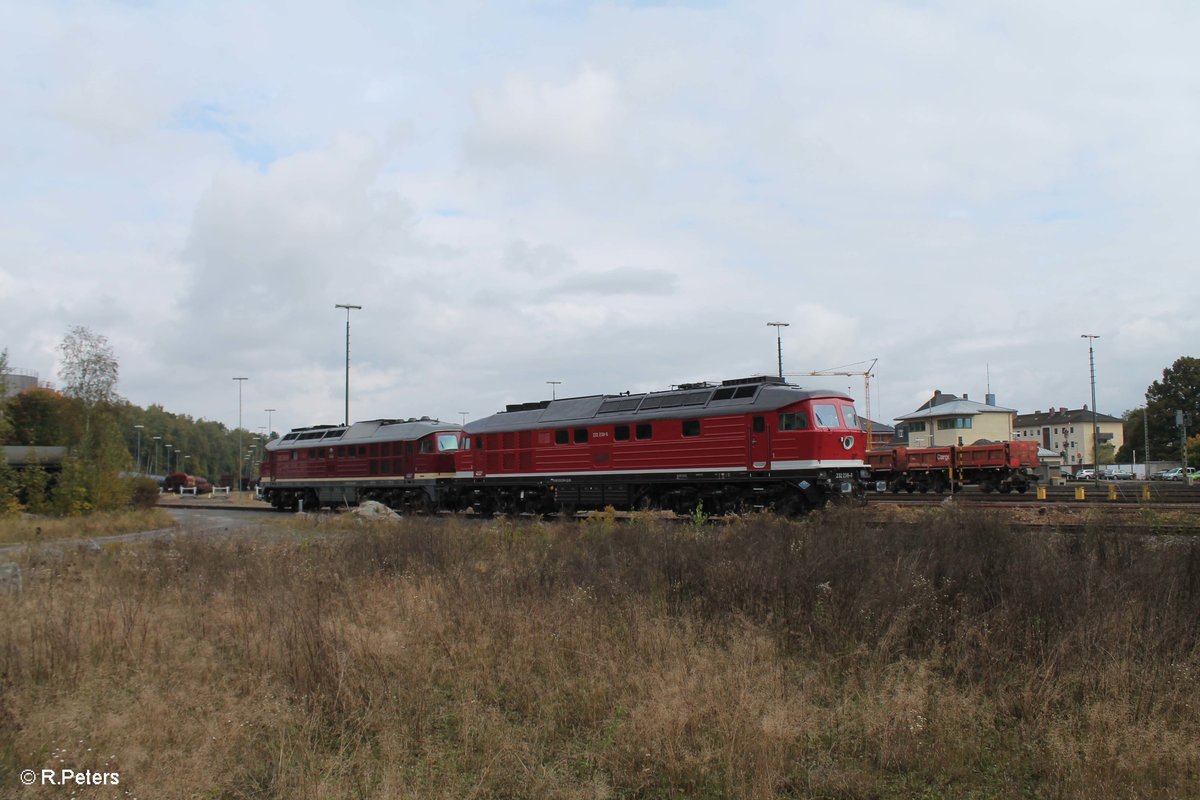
(504, 400, 552, 413)
(720, 375, 787, 387)
(675, 381, 713, 390)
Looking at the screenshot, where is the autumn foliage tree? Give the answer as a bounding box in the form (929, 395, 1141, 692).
(1145, 356, 1200, 462)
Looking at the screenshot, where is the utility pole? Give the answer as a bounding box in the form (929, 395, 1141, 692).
(335, 304, 362, 426)
(767, 322, 789, 378)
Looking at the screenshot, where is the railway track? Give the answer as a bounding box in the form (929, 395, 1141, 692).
(868, 481, 1200, 509)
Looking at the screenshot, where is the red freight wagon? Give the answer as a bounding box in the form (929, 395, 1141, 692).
(869, 440, 1040, 494)
(261, 417, 462, 511)
(455, 376, 868, 515)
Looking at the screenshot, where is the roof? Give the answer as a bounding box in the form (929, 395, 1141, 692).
(465, 377, 852, 435)
(896, 396, 1016, 421)
(1015, 408, 1123, 427)
(267, 418, 459, 451)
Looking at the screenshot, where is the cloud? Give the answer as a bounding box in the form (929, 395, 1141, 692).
(465, 67, 621, 167)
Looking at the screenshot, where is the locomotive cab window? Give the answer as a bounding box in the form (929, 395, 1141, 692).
(682, 419, 701, 437)
(812, 404, 841, 429)
(841, 406, 859, 430)
(779, 412, 808, 431)
(437, 434, 460, 451)
(420, 439, 435, 454)
(753, 416, 765, 433)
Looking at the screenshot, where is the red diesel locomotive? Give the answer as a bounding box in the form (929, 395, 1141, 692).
(259, 375, 869, 515)
(261, 417, 463, 512)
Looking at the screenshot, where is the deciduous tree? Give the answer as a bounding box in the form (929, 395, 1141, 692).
(58, 326, 120, 409)
(1145, 356, 1200, 461)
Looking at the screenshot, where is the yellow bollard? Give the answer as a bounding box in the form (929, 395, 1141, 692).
(1075, 486, 1086, 501)
(1036, 485, 1047, 501)
(1108, 484, 1118, 501)
(1142, 484, 1151, 501)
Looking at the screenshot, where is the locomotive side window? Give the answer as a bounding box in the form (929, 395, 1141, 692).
(574, 428, 588, 444)
(420, 439, 435, 454)
(779, 412, 809, 431)
(462, 436, 471, 450)
(841, 405, 859, 430)
(682, 419, 701, 437)
(636, 423, 653, 440)
(753, 416, 765, 433)
(614, 425, 630, 441)
(555, 430, 569, 445)
(812, 404, 841, 428)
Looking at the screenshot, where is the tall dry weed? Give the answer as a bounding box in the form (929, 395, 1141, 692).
(0, 508, 1198, 798)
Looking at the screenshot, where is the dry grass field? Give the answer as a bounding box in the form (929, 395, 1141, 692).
(0, 508, 175, 548)
(1, 507, 1199, 798)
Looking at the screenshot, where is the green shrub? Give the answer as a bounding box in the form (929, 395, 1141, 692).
(127, 476, 161, 509)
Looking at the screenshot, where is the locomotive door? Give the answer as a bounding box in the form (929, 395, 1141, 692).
(749, 415, 770, 470)
(404, 442, 415, 480)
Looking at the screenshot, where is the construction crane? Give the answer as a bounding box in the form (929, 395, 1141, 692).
(785, 358, 879, 448)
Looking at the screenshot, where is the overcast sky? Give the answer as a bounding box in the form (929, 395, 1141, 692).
(3, 0, 1198, 436)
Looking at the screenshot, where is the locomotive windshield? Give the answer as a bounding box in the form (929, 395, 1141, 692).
(841, 405, 859, 430)
(812, 404, 841, 428)
(437, 433, 460, 452)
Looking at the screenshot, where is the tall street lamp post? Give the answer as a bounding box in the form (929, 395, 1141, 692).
(233, 377, 248, 492)
(265, 408, 276, 439)
(1081, 335, 1100, 486)
(767, 322, 789, 378)
(165, 444, 173, 474)
(546, 381, 561, 400)
(335, 304, 362, 426)
(152, 436, 161, 475)
(133, 424, 144, 474)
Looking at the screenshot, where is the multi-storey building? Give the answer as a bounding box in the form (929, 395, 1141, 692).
(1013, 407, 1124, 467)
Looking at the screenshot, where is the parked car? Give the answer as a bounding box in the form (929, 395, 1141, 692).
(1162, 467, 1199, 482)
(1073, 468, 1096, 481)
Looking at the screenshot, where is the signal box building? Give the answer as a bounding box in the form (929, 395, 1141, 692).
(1013, 406, 1124, 467)
(893, 390, 1016, 448)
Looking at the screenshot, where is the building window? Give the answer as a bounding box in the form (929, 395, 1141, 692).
(909, 421, 927, 432)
